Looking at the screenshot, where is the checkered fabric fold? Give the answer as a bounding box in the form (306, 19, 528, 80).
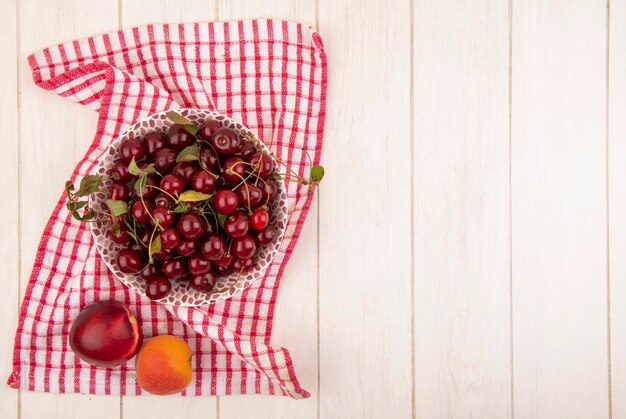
(7, 20, 327, 399)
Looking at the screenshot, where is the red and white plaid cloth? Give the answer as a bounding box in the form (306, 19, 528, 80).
(7, 20, 327, 399)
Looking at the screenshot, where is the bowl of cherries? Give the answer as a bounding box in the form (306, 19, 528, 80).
(66, 109, 290, 306)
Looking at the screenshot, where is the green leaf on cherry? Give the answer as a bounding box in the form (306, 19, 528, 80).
(310, 165, 325, 185)
(106, 199, 129, 217)
(67, 200, 87, 211)
(178, 190, 211, 202)
(75, 175, 102, 197)
(148, 234, 161, 263)
(111, 222, 121, 235)
(172, 202, 187, 213)
(128, 157, 142, 176)
(176, 143, 199, 162)
(166, 111, 198, 136)
(217, 213, 227, 228)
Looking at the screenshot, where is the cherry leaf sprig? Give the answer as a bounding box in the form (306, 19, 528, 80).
(64, 175, 102, 221)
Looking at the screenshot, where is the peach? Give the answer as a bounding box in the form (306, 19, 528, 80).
(69, 300, 142, 368)
(135, 335, 192, 395)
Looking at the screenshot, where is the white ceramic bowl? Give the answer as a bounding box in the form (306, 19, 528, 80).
(89, 109, 287, 306)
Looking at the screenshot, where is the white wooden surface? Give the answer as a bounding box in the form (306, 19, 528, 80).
(2, 0, 625, 418)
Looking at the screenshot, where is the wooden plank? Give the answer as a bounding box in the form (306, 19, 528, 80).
(0, 0, 19, 419)
(215, 2, 318, 418)
(512, 1, 609, 418)
(412, 0, 512, 417)
(609, 0, 626, 417)
(119, 2, 217, 419)
(317, 0, 412, 418)
(18, 0, 120, 418)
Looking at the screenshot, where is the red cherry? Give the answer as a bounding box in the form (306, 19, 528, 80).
(160, 174, 185, 196)
(154, 192, 175, 208)
(237, 140, 257, 159)
(132, 173, 158, 200)
(222, 157, 246, 184)
(199, 119, 221, 141)
(232, 257, 255, 272)
(172, 162, 198, 185)
(167, 124, 196, 150)
(188, 253, 211, 275)
(213, 253, 234, 268)
(159, 227, 181, 249)
(211, 127, 241, 155)
(144, 132, 167, 156)
(213, 189, 238, 215)
(176, 239, 197, 257)
(131, 200, 154, 224)
(110, 223, 131, 244)
(161, 258, 185, 279)
(235, 183, 264, 209)
(246, 151, 273, 178)
(153, 247, 173, 262)
(254, 225, 277, 245)
(141, 263, 161, 279)
(145, 276, 171, 300)
(116, 249, 142, 273)
(199, 146, 220, 172)
(232, 235, 257, 259)
(224, 211, 250, 238)
(177, 213, 206, 240)
(189, 271, 216, 292)
(201, 234, 226, 261)
(109, 183, 130, 201)
(250, 208, 269, 231)
(111, 161, 132, 183)
(151, 207, 175, 228)
(191, 170, 217, 194)
(260, 180, 277, 202)
(120, 138, 146, 163)
(154, 147, 177, 172)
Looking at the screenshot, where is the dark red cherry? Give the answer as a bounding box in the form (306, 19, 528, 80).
(212, 189, 238, 215)
(151, 207, 175, 228)
(154, 147, 177, 172)
(145, 275, 171, 300)
(254, 225, 277, 245)
(160, 174, 185, 195)
(235, 183, 263, 209)
(260, 180, 277, 202)
(191, 170, 217, 194)
(176, 239, 197, 257)
(116, 249, 143, 273)
(172, 162, 198, 185)
(110, 223, 132, 244)
(246, 151, 274, 178)
(132, 173, 158, 199)
(109, 182, 130, 201)
(213, 253, 234, 268)
(131, 200, 154, 224)
(144, 132, 167, 156)
(237, 140, 257, 159)
(199, 146, 220, 172)
(232, 234, 257, 259)
(215, 265, 232, 276)
(160, 227, 181, 249)
(167, 124, 196, 150)
(141, 263, 161, 279)
(161, 258, 185, 279)
(201, 234, 226, 261)
(138, 228, 151, 247)
(111, 161, 133, 183)
(177, 213, 205, 240)
(199, 119, 221, 141)
(222, 157, 246, 184)
(154, 192, 175, 208)
(211, 127, 241, 155)
(188, 253, 211, 275)
(120, 138, 146, 163)
(232, 257, 255, 272)
(224, 211, 250, 238)
(250, 208, 269, 231)
(189, 271, 216, 292)
(153, 247, 173, 262)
